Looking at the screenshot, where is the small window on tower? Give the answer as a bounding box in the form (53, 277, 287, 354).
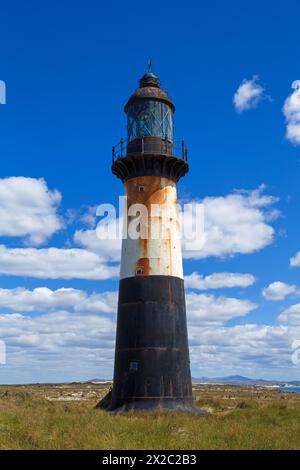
(129, 361, 139, 372)
(135, 267, 144, 276)
(138, 185, 145, 192)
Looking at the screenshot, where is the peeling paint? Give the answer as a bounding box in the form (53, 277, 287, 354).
(120, 176, 183, 279)
(135, 257, 151, 276)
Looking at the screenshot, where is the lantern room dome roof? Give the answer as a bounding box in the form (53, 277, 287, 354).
(124, 72, 175, 113)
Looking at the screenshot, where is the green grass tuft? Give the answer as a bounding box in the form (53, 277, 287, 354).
(0, 383, 300, 449)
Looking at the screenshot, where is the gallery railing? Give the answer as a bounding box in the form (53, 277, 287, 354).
(112, 136, 188, 163)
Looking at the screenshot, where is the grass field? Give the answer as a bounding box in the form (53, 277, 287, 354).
(0, 382, 300, 450)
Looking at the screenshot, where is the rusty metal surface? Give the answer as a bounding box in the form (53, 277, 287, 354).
(124, 71, 175, 112)
(126, 136, 174, 156)
(139, 72, 161, 88)
(112, 153, 189, 183)
(125, 86, 175, 113)
(112, 136, 188, 161)
(120, 176, 183, 280)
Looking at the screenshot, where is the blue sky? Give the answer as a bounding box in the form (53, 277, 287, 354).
(0, 0, 300, 383)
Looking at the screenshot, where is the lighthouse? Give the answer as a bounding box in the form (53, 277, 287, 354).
(109, 70, 205, 414)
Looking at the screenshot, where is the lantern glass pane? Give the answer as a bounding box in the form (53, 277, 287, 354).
(127, 100, 173, 142)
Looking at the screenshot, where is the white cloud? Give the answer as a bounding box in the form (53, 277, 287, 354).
(3, 290, 300, 382)
(74, 228, 121, 262)
(188, 323, 292, 378)
(0, 287, 117, 313)
(278, 303, 300, 325)
(186, 292, 257, 326)
(283, 80, 300, 145)
(76, 186, 278, 263)
(79, 205, 98, 227)
(74, 291, 117, 313)
(0, 287, 83, 311)
(0, 311, 116, 382)
(2, 304, 294, 383)
(0, 177, 62, 245)
(185, 272, 255, 290)
(183, 186, 279, 259)
(290, 251, 300, 268)
(0, 245, 119, 280)
(0, 312, 116, 350)
(262, 281, 299, 301)
(0, 286, 254, 327)
(186, 295, 298, 377)
(233, 76, 265, 112)
(0, 293, 258, 382)
(0, 175, 291, 381)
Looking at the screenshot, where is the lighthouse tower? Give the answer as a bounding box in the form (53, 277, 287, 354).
(110, 71, 204, 414)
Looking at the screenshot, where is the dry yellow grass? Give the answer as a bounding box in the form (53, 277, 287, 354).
(0, 383, 300, 450)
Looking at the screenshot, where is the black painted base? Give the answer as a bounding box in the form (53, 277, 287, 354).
(109, 276, 206, 415)
(110, 398, 207, 416)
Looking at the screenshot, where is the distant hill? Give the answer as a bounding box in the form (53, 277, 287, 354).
(86, 375, 300, 386)
(192, 375, 300, 386)
(86, 379, 112, 383)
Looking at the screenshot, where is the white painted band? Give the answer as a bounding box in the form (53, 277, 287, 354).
(120, 176, 183, 280)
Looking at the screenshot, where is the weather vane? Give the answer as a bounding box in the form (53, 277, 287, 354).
(147, 58, 152, 72)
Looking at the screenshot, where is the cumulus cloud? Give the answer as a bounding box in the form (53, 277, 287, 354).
(0, 287, 117, 313)
(0, 312, 116, 350)
(283, 80, 300, 145)
(0, 175, 290, 381)
(2, 289, 300, 382)
(0, 286, 254, 327)
(290, 251, 300, 268)
(74, 228, 121, 262)
(0, 311, 116, 382)
(0, 245, 119, 280)
(188, 323, 291, 378)
(0, 292, 257, 382)
(0, 177, 62, 245)
(79, 205, 98, 228)
(185, 272, 255, 290)
(2, 303, 296, 383)
(182, 185, 279, 259)
(233, 76, 265, 112)
(74, 291, 117, 313)
(262, 281, 299, 301)
(278, 303, 300, 325)
(76, 186, 279, 264)
(186, 292, 257, 326)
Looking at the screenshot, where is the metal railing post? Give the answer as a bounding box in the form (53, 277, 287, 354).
(120, 138, 124, 158)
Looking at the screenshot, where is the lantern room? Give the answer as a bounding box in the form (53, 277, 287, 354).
(124, 72, 175, 155)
